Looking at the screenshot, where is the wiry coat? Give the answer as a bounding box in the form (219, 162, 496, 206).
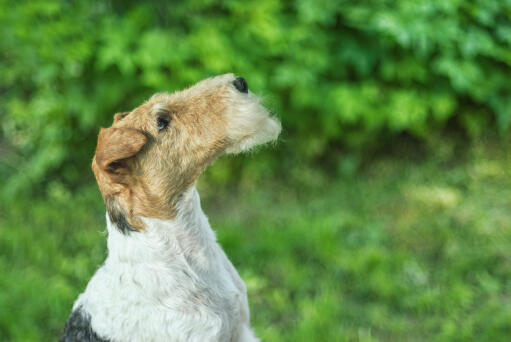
(61, 74, 281, 342)
(62, 188, 256, 342)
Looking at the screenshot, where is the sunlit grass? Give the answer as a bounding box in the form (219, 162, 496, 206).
(1, 141, 511, 341)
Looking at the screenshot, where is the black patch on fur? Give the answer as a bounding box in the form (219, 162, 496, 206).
(105, 197, 137, 235)
(60, 307, 110, 342)
(108, 207, 136, 235)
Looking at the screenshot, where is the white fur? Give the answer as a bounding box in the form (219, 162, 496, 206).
(224, 92, 281, 154)
(74, 187, 258, 342)
(223, 76, 281, 154)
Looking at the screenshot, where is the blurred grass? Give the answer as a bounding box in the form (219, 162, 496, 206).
(1, 139, 511, 341)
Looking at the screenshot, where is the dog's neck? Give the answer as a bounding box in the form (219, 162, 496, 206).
(104, 186, 218, 271)
(74, 186, 251, 341)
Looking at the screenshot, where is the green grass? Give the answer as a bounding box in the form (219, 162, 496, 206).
(1, 141, 511, 341)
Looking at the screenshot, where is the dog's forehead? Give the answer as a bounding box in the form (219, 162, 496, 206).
(111, 98, 165, 129)
(111, 109, 148, 131)
(111, 74, 236, 130)
(150, 92, 172, 102)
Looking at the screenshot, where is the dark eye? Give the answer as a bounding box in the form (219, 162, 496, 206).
(157, 115, 170, 131)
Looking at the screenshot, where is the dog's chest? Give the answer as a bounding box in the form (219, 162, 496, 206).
(87, 262, 245, 341)
(73, 212, 249, 342)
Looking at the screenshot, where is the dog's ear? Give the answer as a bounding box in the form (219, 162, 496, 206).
(113, 112, 130, 124)
(93, 127, 146, 179)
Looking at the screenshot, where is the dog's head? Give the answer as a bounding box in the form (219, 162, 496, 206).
(92, 74, 281, 231)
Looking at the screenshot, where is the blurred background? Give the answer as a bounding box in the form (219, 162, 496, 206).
(1, 0, 511, 341)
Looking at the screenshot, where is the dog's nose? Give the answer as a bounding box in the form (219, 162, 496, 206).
(232, 77, 248, 93)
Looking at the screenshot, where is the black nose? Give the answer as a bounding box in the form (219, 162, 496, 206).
(233, 77, 248, 93)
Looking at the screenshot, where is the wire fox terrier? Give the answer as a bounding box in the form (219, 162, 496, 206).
(60, 74, 281, 342)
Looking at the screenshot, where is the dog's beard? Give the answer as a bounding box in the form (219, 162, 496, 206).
(225, 116, 281, 154)
(224, 93, 281, 154)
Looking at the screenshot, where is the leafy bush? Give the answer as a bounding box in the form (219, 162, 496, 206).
(1, 0, 511, 193)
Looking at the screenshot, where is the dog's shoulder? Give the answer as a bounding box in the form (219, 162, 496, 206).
(60, 306, 110, 342)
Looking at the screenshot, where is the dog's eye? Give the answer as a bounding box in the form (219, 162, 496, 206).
(157, 115, 170, 131)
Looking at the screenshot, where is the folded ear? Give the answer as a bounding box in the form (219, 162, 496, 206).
(113, 112, 130, 124)
(93, 127, 147, 176)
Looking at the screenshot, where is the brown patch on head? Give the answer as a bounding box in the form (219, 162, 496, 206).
(94, 127, 146, 175)
(113, 112, 130, 123)
(92, 74, 280, 232)
(92, 76, 234, 231)
(92, 126, 147, 230)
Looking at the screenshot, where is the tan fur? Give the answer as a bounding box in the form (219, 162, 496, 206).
(92, 75, 267, 230)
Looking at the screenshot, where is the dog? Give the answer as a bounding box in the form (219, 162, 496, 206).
(60, 74, 281, 342)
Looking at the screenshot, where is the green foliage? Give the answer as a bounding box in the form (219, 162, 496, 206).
(2, 2, 510, 340)
(1, 142, 511, 341)
(1, 0, 511, 193)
